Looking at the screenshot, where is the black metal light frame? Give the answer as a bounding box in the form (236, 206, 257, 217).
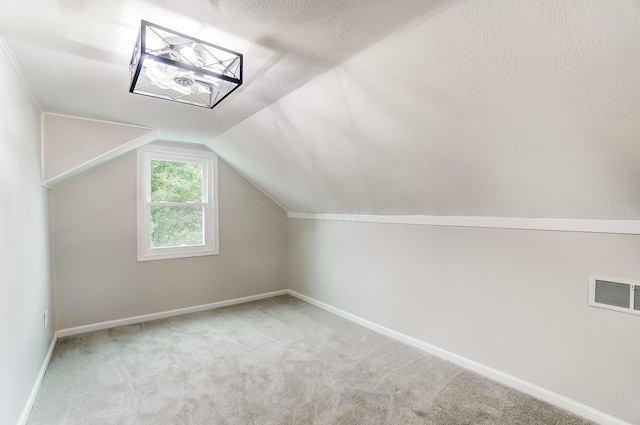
(129, 20, 243, 109)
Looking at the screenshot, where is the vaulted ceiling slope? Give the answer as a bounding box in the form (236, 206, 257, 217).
(211, 0, 640, 219)
(3, 1, 640, 219)
(0, 0, 453, 141)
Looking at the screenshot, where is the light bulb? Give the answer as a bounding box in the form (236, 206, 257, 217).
(180, 46, 198, 64)
(178, 44, 207, 67)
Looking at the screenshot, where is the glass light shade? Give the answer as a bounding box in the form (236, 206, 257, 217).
(129, 21, 243, 109)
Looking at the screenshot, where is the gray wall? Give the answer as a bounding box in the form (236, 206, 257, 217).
(0, 48, 54, 424)
(52, 151, 287, 329)
(288, 218, 640, 423)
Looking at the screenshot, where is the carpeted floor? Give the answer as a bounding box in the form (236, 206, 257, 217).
(27, 295, 593, 424)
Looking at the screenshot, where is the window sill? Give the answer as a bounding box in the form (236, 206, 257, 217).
(137, 248, 219, 262)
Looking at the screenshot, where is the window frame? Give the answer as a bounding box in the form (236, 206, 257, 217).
(137, 144, 219, 261)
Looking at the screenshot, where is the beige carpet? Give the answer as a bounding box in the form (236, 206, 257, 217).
(27, 295, 593, 424)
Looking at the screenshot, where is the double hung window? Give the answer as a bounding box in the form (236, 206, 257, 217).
(137, 144, 218, 261)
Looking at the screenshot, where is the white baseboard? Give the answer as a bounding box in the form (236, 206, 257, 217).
(287, 290, 630, 425)
(21, 289, 628, 425)
(57, 290, 289, 338)
(16, 331, 58, 425)
(19, 290, 288, 425)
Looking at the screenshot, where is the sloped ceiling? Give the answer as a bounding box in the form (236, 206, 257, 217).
(0, 0, 455, 142)
(211, 0, 640, 218)
(2, 0, 640, 218)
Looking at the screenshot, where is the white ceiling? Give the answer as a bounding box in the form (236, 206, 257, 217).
(0, 0, 456, 141)
(211, 0, 640, 218)
(2, 0, 640, 219)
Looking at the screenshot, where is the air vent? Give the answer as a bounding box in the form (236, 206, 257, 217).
(589, 275, 640, 316)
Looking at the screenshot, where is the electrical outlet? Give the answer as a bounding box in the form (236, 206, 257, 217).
(44, 310, 48, 329)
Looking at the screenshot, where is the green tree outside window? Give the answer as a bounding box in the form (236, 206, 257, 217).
(150, 160, 204, 248)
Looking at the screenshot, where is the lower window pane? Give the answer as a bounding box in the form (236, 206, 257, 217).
(150, 205, 204, 248)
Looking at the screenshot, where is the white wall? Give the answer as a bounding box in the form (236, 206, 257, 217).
(288, 218, 640, 424)
(0, 45, 54, 424)
(52, 151, 287, 329)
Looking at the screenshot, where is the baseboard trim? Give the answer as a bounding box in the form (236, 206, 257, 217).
(19, 290, 289, 424)
(22, 289, 628, 425)
(16, 331, 58, 425)
(287, 212, 640, 235)
(57, 290, 288, 338)
(287, 290, 631, 425)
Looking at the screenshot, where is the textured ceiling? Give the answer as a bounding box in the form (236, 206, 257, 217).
(2, 0, 640, 219)
(0, 0, 457, 142)
(211, 0, 640, 218)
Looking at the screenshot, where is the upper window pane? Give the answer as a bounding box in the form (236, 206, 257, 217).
(150, 160, 203, 202)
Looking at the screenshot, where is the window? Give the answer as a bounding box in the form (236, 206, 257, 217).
(137, 144, 218, 261)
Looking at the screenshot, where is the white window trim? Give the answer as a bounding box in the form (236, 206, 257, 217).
(137, 144, 219, 261)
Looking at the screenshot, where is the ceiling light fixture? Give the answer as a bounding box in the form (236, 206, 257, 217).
(129, 20, 243, 109)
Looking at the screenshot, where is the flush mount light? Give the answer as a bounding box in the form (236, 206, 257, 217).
(129, 20, 243, 109)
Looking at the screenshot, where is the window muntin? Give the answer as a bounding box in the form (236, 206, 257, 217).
(137, 144, 218, 261)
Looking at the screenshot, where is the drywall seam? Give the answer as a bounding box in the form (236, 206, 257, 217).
(0, 35, 42, 112)
(56, 290, 289, 337)
(287, 212, 640, 235)
(287, 290, 631, 425)
(16, 332, 57, 425)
